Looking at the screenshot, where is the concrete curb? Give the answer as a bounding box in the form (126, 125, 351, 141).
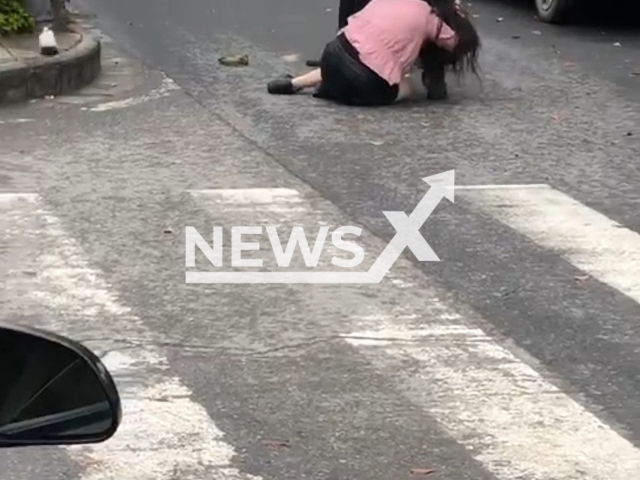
(0, 29, 101, 104)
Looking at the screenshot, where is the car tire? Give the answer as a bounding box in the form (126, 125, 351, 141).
(535, 0, 575, 23)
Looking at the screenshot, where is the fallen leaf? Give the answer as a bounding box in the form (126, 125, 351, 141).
(262, 439, 290, 449)
(163, 228, 174, 234)
(410, 467, 437, 476)
(550, 113, 566, 123)
(218, 54, 249, 66)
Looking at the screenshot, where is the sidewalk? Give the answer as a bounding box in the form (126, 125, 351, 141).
(0, 26, 100, 104)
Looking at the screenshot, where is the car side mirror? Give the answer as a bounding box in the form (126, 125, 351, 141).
(0, 323, 121, 448)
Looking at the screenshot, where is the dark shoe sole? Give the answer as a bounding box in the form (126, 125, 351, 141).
(267, 75, 297, 95)
(427, 89, 448, 100)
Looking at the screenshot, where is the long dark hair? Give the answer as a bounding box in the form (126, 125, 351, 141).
(426, 0, 481, 77)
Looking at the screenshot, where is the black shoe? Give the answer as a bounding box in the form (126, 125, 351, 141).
(426, 81, 448, 100)
(312, 82, 333, 100)
(306, 59, 321, 67)
(421, 63, 449, 100)
(267, 75, 298, 95)
(422, 70, 448, 100)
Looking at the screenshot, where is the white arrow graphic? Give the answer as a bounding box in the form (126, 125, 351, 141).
(186, 171, 454, 284)
(366, 170, 454, 282)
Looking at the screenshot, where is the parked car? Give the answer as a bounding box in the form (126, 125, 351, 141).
(0, 322, 121, 447)
(535, 0, 575, 23)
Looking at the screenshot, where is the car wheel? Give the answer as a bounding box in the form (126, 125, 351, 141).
(535, 0, 574, 23)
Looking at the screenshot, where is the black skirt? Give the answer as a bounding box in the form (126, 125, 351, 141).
(315, 34, 399, 107)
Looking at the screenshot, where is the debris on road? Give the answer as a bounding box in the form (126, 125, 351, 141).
(512, 35, 520, 39)
(282, 54, 300, 63)
(367, 140, 385, 146)
(261, 439, 291, 449)
(218, 55, 249, 66)
(550, 112, 568, 123)
(532, 30, 542, 35)
(496, 17, 503, 22)
(614, 42, 621, 47)
(410, 467, 437, 476)
(39, 27, 59, 56)
(574, 275, 590, 283)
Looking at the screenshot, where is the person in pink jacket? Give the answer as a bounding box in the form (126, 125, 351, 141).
(267, 0, 480, 106)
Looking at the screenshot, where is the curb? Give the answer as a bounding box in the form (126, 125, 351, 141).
(0, 29, 101, 105)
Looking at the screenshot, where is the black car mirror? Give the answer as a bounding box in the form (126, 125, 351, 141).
(0, 323, 121, 448)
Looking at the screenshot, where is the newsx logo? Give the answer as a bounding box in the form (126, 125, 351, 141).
(186, 225, 365, 269)
(185, 171, 454, 284)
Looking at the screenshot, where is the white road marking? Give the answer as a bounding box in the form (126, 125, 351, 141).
(85, 75, 180, 112)
(191, 187, 304, 205)
(0, 119, 35, 125)
(455, 184, 548, 190)
(343, 311, 640, 480)
(460, 184, 640, 304)
(6, 187, 640, 480)
(0, 193, 38, 202)
(190, 188, 311, 216)
(0, 194, 262, 480)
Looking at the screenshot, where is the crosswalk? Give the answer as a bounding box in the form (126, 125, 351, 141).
(457, 184, 640, 304)
(1, 182, 640, 480)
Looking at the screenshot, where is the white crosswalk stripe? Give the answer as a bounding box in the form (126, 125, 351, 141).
(457, 184, 640, 304)
(0, 193, 263, 480)
(188, 187, 640, 480)
(343, 319, 640, 480)
(2, 184, 640, 480)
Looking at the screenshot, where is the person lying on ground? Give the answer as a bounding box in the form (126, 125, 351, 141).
(266, 0, 480, 107)
(305, 0, 475, 100)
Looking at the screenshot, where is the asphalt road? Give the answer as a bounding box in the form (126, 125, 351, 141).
(1, 1, 640, 479)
